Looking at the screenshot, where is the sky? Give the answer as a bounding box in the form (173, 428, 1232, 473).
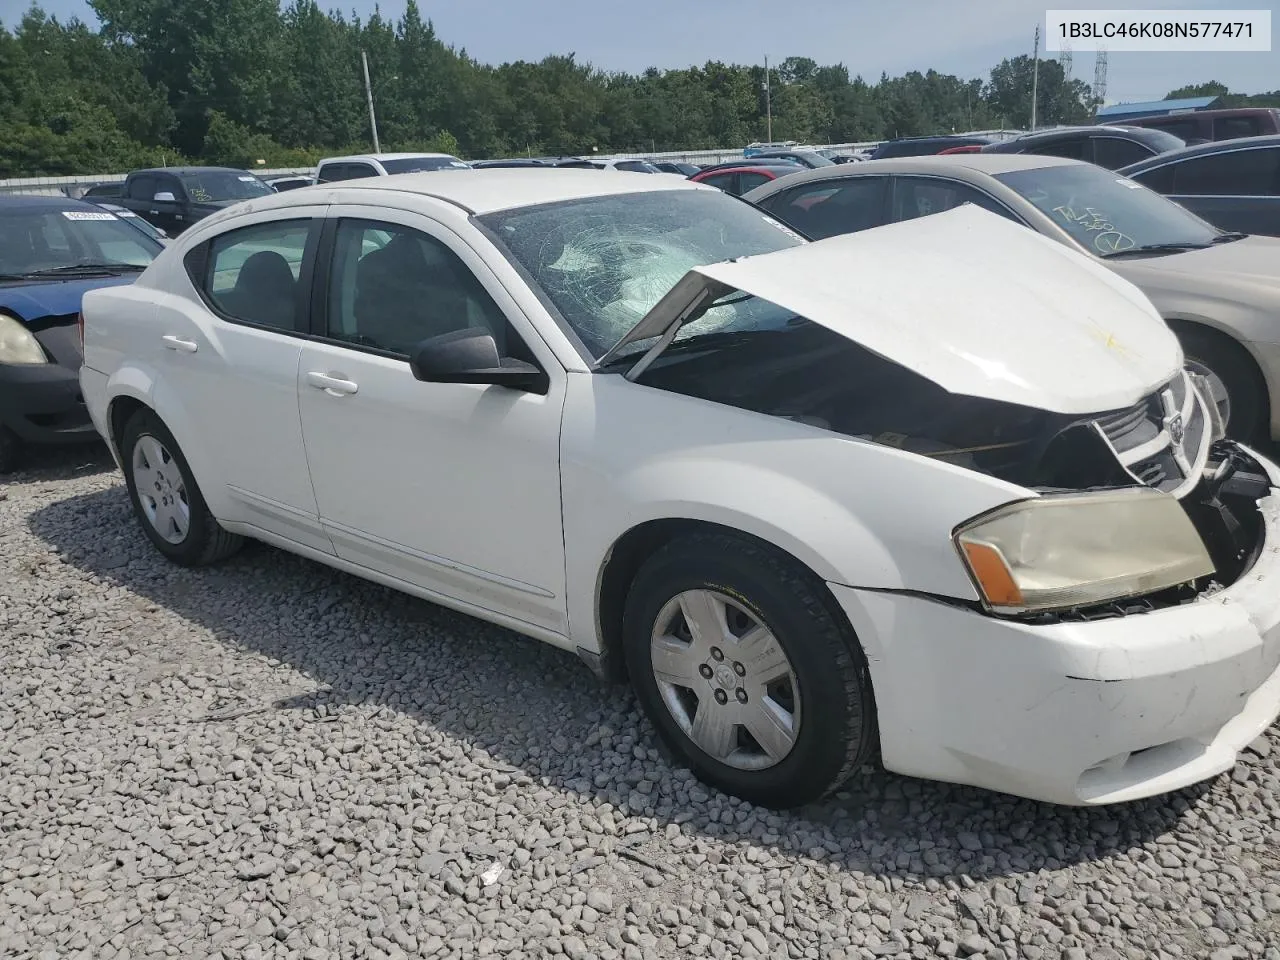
(8, 0, 1278, 105)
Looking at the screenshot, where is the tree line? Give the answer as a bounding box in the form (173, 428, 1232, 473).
(1, 0, 1277, 177)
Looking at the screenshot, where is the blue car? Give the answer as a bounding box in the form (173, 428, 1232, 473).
(0, 195, 164, 471)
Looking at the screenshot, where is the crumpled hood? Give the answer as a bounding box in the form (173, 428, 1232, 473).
(614, 205, 1183, 415)
(0, 275, 136, 324)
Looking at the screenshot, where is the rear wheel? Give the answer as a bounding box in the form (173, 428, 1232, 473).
(120, 409, 243, 566)
(623, 531, 877, 809)
(1176, 325, 1268, 444)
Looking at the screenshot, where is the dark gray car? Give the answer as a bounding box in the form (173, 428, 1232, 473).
(981, 125, 1185, 170)
(743, 155, 1280, 443)
(1119, 136, 1280, 238)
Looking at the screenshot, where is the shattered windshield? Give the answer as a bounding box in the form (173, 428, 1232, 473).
(994, 164, 1220, 256)
(478, 190, 805, 358)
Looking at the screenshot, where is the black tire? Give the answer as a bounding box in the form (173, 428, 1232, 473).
(120, 408, 243, 566)
(1176, 325, 1268, 444)
(0, 426, 20, 474)
(622, 530, 877, 809)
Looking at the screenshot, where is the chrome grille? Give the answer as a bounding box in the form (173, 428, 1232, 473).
(1092, 370, 1213, 499)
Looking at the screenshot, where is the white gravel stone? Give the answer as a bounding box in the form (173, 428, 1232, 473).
(4, 447, 1280, 959)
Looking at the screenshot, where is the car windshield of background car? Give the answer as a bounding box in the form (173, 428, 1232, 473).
(0, 210, 162, 277)
(994, 163, 1221, 256)
(379, 157, 472, 173)
(180, 172, 275, 203)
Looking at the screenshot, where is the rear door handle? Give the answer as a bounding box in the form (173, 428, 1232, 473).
(306, 371, 358, 396)
(161, 335, 198, 353)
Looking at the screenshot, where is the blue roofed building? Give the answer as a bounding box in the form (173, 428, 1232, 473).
(1095, 96, 1223, 124)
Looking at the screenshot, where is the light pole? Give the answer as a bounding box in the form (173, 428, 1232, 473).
(763, 55, 772, 142)
(362, 49, 381, 153)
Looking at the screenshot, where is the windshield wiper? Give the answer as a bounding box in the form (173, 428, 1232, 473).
(1212, 231, 1248, 243)
(1099, 242, 1212, 259)
(600, 327, 794, 370)
(24, 262, 146, 277)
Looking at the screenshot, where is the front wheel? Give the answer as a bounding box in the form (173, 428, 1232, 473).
(622, 531, 877, 809)
(120, 409, 243, 566)
(1177, 326, 1268, 444)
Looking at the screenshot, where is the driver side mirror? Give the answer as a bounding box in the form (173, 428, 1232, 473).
(409, 327, 548, 395)
(154, 191, 177, 202)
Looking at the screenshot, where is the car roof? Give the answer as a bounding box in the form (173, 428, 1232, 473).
(1118, 133, 1280, 172)
(238, 168, 711, 216)
(0, 194, 107, 212)
(1003, 124, 1167, 143)
(696, 165, 783, 175)
(319, 153, 457, 164)
(131, 166, 253, 176)
(784, 153, 1075, 178)
(740, 154, 1079, 196)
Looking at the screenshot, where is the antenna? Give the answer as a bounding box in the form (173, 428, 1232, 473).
(1092, 48, 1109, 105)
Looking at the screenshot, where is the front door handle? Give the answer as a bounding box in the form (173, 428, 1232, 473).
(161, 335, 198, 353)
(306, 371, 358, 396)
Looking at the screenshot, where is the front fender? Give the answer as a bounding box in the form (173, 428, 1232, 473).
(561, 374, 1032, 651)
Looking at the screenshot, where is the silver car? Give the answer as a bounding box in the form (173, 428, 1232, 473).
(743, 155, 1280, 442)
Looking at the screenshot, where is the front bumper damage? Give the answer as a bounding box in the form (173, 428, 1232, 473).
(833, 446, 1280, 806)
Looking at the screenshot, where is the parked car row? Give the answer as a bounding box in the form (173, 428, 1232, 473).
(65, 167, 1280, 814)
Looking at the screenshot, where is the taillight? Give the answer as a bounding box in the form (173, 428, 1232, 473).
(77, 310, 85, 350)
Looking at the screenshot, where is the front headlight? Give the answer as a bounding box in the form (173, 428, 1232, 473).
(954, 488, 1214, 614)
(0, 314, 48, 364)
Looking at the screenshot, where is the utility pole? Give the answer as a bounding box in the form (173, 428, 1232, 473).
(361, 50, 381, 153)
(1030, 24, 1040, 131)
(764, 55, 772, 142)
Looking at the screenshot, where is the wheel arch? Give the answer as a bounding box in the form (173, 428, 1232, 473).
(591, 517, 864, 684)
(103, 367, 219, 510)
(1164, 316, 1274, 438)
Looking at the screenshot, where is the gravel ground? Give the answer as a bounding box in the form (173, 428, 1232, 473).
(4, 445, 1280, 960)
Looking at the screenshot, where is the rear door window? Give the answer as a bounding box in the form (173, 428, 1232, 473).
(698, 173, 738, 193)
(1213, 116, 1261, 140)
(1026, 137, 1087, 160)
(1092, 137, 1156, 170)
(1172, 147, 1280, 196)
(761, 177, 889, 238)
(1143, 117, 1203, 141)
(892, 177, 1020, 224)
(737, 171, 773, 193)
(202, 220, 314, 331)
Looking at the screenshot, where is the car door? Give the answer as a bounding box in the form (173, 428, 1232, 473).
(755, 175, 891, 238)
(160, 209, 334, 553)
(296, 208, 568, 633)
(1166, 146, 1280, 236)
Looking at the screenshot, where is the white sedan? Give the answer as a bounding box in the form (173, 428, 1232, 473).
(79, 170, 1280, 809)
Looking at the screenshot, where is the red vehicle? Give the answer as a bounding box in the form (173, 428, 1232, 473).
(689, 165, 799, 197)
(937, 144, 984, 154)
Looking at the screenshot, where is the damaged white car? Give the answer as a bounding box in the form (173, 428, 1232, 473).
(79, 171, 1280, 809)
